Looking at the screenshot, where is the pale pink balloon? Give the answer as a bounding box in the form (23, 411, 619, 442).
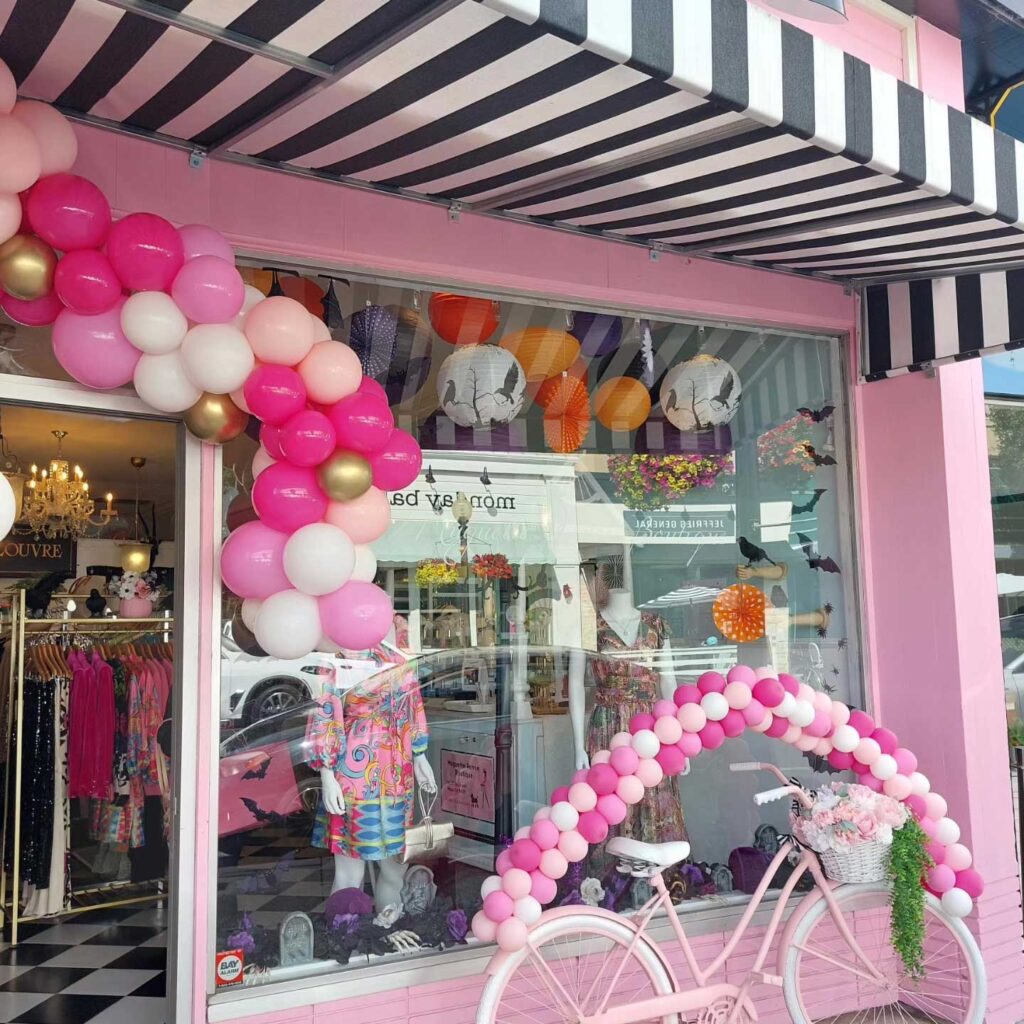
(617, 774, 645, 804)
(539, 848, 568, 879)
(635, 758, 663, 787)
(52, 297, 141, 389)
(178, 224, 234, 263)
(883, 775, 913, 800)
(471, 910, 497, 943)
(11, 100, 77, 175)
(245, 295, 315, 365)
(0, 192, 20, 245)
(324, 486, 392, 545)
(310, 315, 331, 343)
(171, 255, 244, 324)
(220, 520, 290, 600)
(556, 829, 588, 862)
(298, 341, 362, 403)
(0, 59, 14, 114)
(319, 580, 393, 649)
(0, 115, 40, 193)
(496, 917, 528, 952)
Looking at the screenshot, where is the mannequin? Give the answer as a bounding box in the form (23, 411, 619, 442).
(310, 645, 437, 912)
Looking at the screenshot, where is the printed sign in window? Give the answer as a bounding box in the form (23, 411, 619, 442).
(440, 750, 494, 823)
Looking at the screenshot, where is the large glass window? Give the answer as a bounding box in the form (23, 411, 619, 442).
(214, 267, 860, 989)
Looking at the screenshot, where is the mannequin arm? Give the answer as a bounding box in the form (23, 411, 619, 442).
(320, 768, 345, 815)
(568, 648, 590, 770)
(414, 753, 437, 793)
(658, 638, 677, 698)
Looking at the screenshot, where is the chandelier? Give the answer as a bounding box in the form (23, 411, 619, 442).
(22, 430, 116, 539)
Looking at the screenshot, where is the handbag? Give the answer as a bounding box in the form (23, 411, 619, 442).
(404, 789, 454, 863)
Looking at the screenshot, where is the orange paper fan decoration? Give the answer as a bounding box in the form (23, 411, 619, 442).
(712, 584, 768, 643)
(541, 375, 591, 454)
(500, 328, 580, 382)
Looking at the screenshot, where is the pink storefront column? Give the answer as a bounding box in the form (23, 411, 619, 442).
(856, 362, 1024, 1023)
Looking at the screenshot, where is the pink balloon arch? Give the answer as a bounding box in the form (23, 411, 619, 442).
(0, 57, 419, 659)
(471, 665, 984, 952)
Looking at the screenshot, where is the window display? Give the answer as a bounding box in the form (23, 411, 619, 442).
(215, 267, 860, 989)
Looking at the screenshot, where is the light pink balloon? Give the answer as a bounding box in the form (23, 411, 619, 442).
(178, 223, 234, 263)
(0, 60, 15, 114)
(220, 520, 290, 600)
(245, 295, 315, 365)
(54, 249, 121, 315)
(471, 910, 497, 943)
(0, 192, 20, 245)
(556, 829, 588, 863)
(298, 341, 362, 403)
(496, 918, 528, 952)
(319, 580, 393, 649)
(171, 255, 244, 324)
(52, 297, 141, 389)
(11, 100, 77, 175)
(0, 115, 41, 193)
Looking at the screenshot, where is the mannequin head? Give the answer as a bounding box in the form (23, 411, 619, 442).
(603, 587, 638, 616)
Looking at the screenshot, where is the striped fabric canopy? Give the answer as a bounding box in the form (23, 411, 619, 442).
(5, 0, 1024, 378)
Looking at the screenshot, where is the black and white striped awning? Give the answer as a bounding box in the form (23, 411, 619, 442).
(6, 0, 1024, 359)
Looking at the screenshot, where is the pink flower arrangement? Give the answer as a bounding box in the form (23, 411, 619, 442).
(791, 782, 908, 854)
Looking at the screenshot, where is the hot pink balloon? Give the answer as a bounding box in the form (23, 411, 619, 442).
(697, 672, 726, 694)
(753, 677, 784, 708)
(220, 521, 290, 599)
(54, 249, 121, 315)
(577, 810, 609, 845)
(956, 868, 984, 899)
(508, 839, 541, 872)
(260, 423, 285, 459)
(171, 255, 244, 324)
(328, 393, 394, 455)
(699, 721, 726, 749)
(368, 428, 422, 491)
(252, 462, 327, 534)
(0, 288, 62, 326)
(848, 710, 875, 736)
(27, 173, 111, 251)
(655, 744, 688, 775)
(319, 580, 393, 649)
(828, 750, 854, 771)
(106, 212, 184, 291)
(674, 685, 701, 706)
(52, 297, 141, 389)
(178, 223, 234, 263)
(358, 376, 388, 402)
(243, 364, 307, 426)
(629, 712, 655, 734)
(278, 409, 336, 467)
(720, 709, 745, 738)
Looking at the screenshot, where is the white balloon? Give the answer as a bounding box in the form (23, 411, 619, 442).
(283, 523, 355, 596)
(514, 825, 531, 840)
(631, 728, 660, 758)
(180, 323, 255, 394)
(0, 472, 15, 540)
(700, 692, 729, 722)
(870, 753, 898, 781)
(252, 448, 276, 478)
(316, 635, 343, 654)
(514, 896, 542, 925)
(134, 351, 202, 413)
(940, 888, 973, 918)
(481, 875, 503, 898)
(934, 817, 961, 846)
(240, 598, 261, 632)
(533, 806, 551, 822)
(549, 801, 579, 832)
(254, 589, 321, 660)
(776, 693, 796, 719)
(231, 285, 266, 330)
(350, 544, 378, 583)
(121, 291, 188, 354)
(909, 772, 931, 796)
(832, 724, 860, 753)
(789, 698, 816, 728)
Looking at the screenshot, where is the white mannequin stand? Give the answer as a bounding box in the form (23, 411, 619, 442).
(568, 588, 676, 770)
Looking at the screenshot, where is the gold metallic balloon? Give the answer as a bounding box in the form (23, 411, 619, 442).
(0, 234, 57, 300)
(183, 393, 249, 444)
(317, 450, 372, 501)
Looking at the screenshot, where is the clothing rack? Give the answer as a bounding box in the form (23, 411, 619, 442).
(0, 590, 175, 943)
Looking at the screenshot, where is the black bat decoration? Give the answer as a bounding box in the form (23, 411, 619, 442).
(837, 638, 848, 651)
(710, 373, 735, 409)
(797, 405, 835, 423)
(242, 756, 272, 781)
(801, 443, 837, 467)
(240, 797, 289, 828)
(791, 489, 826, 515)
(794, 532, 842, 574)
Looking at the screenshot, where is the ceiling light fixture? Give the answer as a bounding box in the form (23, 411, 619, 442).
(119, 456, 150, 572)
(762, 0, 846, 24)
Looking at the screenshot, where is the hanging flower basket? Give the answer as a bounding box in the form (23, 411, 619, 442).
(416, 559, 459, 587)
(757, 415, 818, 485)
(608, 453, 731, 511)
(472, 553, 514, 580)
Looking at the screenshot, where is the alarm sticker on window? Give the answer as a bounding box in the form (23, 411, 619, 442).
(215, 949, 245, 987)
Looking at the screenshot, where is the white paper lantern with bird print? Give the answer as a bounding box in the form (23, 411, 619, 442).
(437, 345, 526, 428)
(659, 354, 742, 431)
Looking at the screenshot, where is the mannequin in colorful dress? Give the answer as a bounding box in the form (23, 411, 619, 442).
(309, 651, 436, 911)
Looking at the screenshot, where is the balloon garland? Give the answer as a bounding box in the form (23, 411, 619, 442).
(0, 58, 421, 652)
(471, 664, 984, 951)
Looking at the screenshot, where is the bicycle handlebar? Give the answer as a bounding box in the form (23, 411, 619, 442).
(732, 762, 815, 809)
(729, 761, 790, 785)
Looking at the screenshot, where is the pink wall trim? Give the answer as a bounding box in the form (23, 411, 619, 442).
(915, 18, 966, 110)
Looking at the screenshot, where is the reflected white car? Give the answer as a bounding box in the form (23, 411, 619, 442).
(220, 632, 400, 726)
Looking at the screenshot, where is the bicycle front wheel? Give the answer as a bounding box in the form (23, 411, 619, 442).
(782, 882, 985, 1024)
(477, 911, 676, 1024)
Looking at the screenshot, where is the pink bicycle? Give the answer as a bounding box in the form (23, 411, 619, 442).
(477, 763, 985, 1024)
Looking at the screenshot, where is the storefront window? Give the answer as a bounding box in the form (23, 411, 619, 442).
(214, 268, 860, 988)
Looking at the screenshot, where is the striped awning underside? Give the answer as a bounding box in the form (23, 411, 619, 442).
(6, 0, 1024, 288)
(863, 270, 1024, 380)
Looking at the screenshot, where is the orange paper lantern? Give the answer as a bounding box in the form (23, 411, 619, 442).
(279, 273, 325, 317)
(594, 376, 651, 431)
(428, 293, 499, 345)
(541, 375, 591, 454)
(712, 584, 768, 643)
(500, 328, 580, 382)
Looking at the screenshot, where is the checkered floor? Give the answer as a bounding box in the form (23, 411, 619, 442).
(0, 906, 167, 1024)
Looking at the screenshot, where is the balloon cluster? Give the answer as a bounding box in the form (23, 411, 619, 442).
(471, 664, 983, 951)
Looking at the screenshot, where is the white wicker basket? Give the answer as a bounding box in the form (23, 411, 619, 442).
(819, 841, 889, 884)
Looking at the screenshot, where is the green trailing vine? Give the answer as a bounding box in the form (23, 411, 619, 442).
(888, 818, 932, 978)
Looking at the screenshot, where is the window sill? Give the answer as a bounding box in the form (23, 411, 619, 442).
(207, 891, 787, 1022)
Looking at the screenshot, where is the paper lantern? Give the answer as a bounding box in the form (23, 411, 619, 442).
(500, 328, 580, 382)
(713, 584, 767, 643)
(540, 375, 590, 454)
(570, 311, 622, 357)
(660, 354, 742, 431)
(348, 304, 398, 379)
(279, 273, 325, 317)
(594, 376, 651, 431)
(429, 292, 499, 345)
(384, 306, 431, 404)
(436, 345, 526, 427)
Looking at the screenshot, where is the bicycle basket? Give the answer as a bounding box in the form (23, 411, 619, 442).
(818, 841, 889, 884)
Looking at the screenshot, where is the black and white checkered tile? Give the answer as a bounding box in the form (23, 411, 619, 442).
(0, 907, 166, 1024)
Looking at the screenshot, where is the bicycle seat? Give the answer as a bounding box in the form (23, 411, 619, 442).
(607, 837, 691, 871)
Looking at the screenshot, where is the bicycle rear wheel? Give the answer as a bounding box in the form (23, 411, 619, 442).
(782, 882, 985, 1024)
(477, 911, 676, 1024)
